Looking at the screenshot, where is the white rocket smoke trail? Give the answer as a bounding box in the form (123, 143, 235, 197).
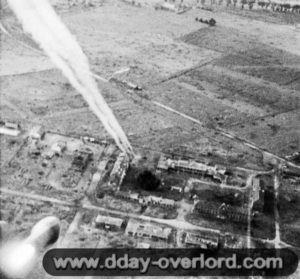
(7, 0, 134, 157)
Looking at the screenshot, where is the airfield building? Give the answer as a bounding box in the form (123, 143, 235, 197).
(194, 201, 249, 224)
(157, 155, 227, 183)
(184, 232, 219, 249)
(95, 215, 124, 231)
(109, 153, 130, 189)
(140, 196, 175, 207)
(125, 219, 172, 241)
(4, 121, 20, 130)
(117, 192, 175, 208)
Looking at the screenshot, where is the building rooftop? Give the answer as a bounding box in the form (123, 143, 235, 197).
(185, 232, 219, 247)
(126, 219, 172, 240)
(95, 215, 124, 228)
(157, 155, 227, 177)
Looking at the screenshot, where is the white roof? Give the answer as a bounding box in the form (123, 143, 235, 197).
(126, 220, 172, 239)
(0, 127, 20, 136)
(95, 215, 123, 227)
(271, 0, 299, 4)
(130, 193, 139, 199)
(137, 242, 150, 249)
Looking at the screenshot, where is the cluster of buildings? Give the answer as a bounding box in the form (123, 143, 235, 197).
(157, 155, 227, 183)
(117, 191, 176, 208)
(94, 215, 221, 248)
(26, 128, 97, 188)
(95, 215, 173, 242)
(193, 201, 250, 224)
(95, 215, 172, 241)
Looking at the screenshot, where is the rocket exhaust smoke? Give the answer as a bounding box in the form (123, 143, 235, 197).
(7, 0, 134, 157)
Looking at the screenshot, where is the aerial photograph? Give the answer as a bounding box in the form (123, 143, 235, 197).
(0, 0, 300, 278)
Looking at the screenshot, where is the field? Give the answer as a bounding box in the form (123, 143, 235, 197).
(2, 1, 300, 162)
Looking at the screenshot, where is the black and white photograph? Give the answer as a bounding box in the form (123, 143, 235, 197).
(0, 0, 300, 278)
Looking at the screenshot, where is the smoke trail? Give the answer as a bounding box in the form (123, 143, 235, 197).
(7, 0, 134, 157)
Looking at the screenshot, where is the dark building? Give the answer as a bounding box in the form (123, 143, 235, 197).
(194, 201, 249, 224)
(184, 231, 219, 249)
(71, 148, 93, 172)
